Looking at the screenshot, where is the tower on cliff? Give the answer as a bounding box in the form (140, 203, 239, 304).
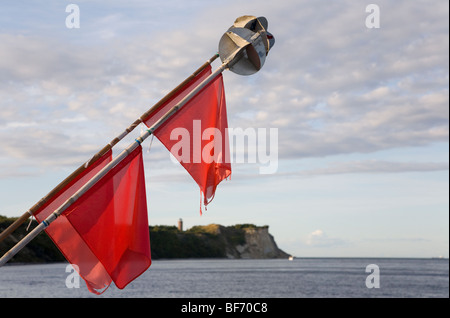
(177, 218, 183, 232)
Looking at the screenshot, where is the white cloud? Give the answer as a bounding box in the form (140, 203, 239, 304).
(306, 229, 347, 248)
(306, 229, 324, 245)
(296, 160, 449, 177)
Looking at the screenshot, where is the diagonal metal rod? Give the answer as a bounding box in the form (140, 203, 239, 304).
(0, 54, 219, 244)
(0, 56, 233, 267)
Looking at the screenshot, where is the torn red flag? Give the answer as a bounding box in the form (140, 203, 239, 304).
(142, 65, 231, 211)
(34, 146, 151, 294)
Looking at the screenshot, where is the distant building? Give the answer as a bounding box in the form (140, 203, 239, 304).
(177, 218, 183, 232)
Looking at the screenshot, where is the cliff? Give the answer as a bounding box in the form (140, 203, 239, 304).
(234, 226, 290, 259)
(219, 224, 290, 259)
(149, 223, 289, 259)
(0, 215, 290, 263)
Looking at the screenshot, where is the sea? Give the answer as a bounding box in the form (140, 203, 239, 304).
(0, 258, 448, 299)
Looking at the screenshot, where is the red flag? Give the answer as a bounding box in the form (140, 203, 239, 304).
(143, 65, 231, 210)
(34, 150, 113, 293)
(35, 146, 151, 294)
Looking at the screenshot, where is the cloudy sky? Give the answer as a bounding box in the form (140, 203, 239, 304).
(0, 0, 448, 258)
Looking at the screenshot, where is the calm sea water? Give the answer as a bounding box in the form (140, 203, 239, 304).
(0, 258, 448, 298)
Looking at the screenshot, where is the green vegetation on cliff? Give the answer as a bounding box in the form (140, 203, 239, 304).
(0, 215, 287, 263)
(149, 225, 224, 258)
(149, 224, 274, 259)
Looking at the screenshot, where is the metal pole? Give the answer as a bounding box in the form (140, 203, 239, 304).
(0, 54, 219, 244)
(0, 60, 229, 267)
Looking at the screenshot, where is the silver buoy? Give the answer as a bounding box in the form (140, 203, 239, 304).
(218, 15, 275, 75)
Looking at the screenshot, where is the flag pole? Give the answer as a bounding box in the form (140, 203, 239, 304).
(0, 54, 219, 244)
(0, 59, 231, 267)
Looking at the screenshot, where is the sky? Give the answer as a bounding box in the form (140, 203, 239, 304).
(0, 0, 448, 258)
